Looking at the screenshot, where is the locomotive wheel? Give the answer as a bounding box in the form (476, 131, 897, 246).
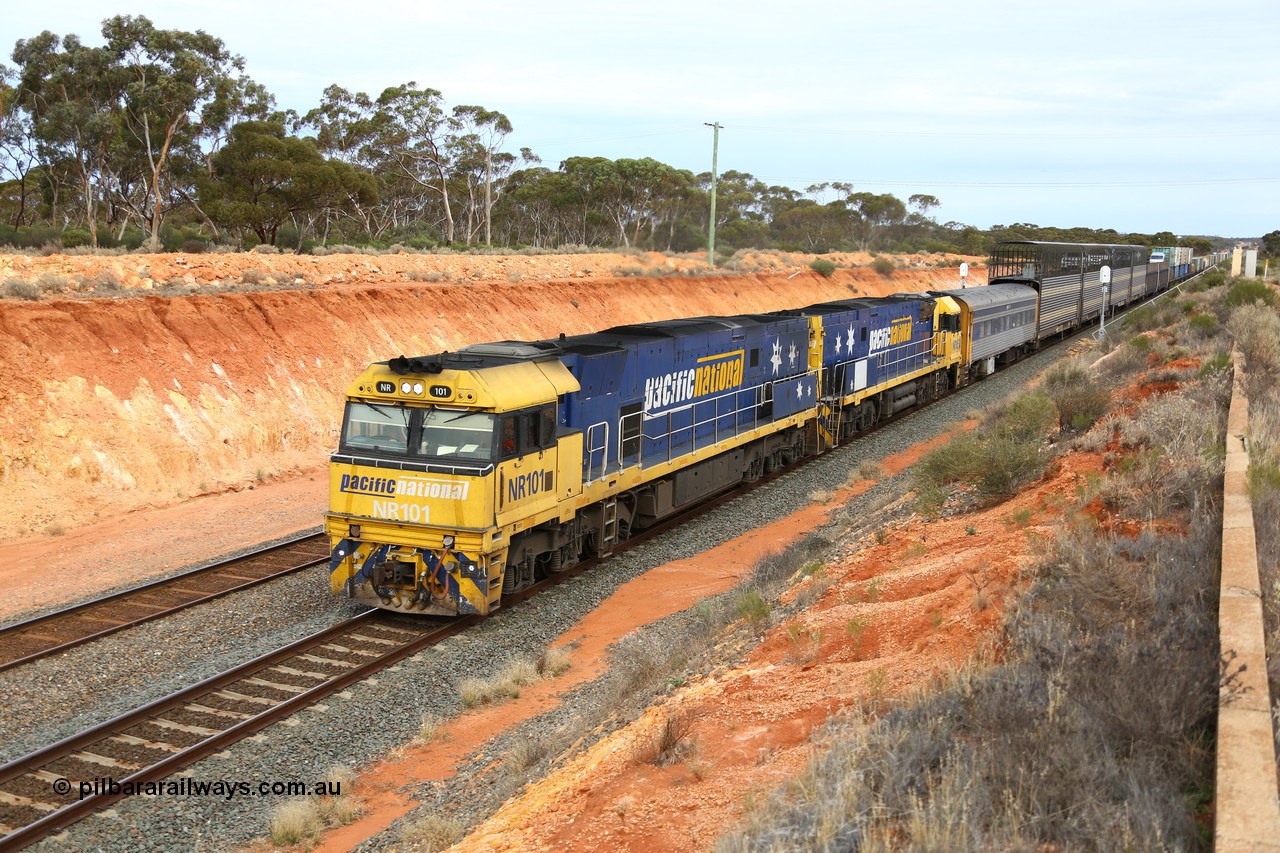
(503, 554, 536, 594)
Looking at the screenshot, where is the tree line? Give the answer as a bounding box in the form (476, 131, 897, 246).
(0, 17, 1223, 257)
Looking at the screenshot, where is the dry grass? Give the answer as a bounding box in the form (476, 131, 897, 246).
(458, 656, 543, 707)
(399, 815, 463, 851)
(1239, 305, 1280, 768)
(645, 708, 697, 766)
(457, 643, 574, 709)
(416, 713, 443, 743)
(720, 514, 1221, 852)
(267, 765, 362, 845)
(269, 800, 321, 846)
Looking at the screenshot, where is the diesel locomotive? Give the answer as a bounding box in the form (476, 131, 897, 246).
(326, 241, 1209, 615)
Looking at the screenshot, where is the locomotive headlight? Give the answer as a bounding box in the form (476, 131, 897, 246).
(401, 381, 412, 394)
(413, 382, 424, 395)
(442, 535, 455, 549)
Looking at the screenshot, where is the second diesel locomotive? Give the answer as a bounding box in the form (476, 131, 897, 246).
(326, 241, 1198, 615)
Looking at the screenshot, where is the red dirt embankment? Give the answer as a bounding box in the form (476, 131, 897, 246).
(0, 250, 981, 541)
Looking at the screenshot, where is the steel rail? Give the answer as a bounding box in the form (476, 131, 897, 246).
(0, 610, 468, 851)
(0, 532, 328, 673)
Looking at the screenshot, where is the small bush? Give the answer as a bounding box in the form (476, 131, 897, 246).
(871, 256, 896, 277)
(1198, 352, 1231, 377)
(734, 588, 771, 627)
(1127, 334, 1153, 352)
(3, 278, 40, 300)
(1042, 362, 1111, 433)
(35, 272, 71, 294)
(1227, 306, 1280, 384)
(1187, 312, 1217, 336)
(241, 268, 270, 285)
(809, 258, 837, 278)
(650, 709, 695, 766)
(1225, 278, 1278, 310)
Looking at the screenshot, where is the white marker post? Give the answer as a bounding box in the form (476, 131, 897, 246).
(1099, 265, 1112, 339)
(960, 262, 969, 289)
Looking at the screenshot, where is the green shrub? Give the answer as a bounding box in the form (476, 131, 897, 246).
(1187, 313, 1217, 335)
(1198, 352, 1231, 377)
(871, 256, 896, 276)
(912, 388, 1060, 511)
(809, 258, 837, 278)
(999, 391, 1057, 441)
(1042, 363, 1111, 433)
(1225, 279, 1278, 309)
(733, 588, 771, 626)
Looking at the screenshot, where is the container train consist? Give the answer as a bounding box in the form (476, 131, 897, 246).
(327, 241, 1210, 615)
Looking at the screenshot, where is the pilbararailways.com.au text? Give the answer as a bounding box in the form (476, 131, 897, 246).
(53, 776, 341, 802)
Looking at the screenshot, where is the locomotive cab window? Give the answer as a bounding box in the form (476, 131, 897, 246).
(418, 409, 495, 461)
(500, 405, 557, 459)
(341, 402, 411, 456)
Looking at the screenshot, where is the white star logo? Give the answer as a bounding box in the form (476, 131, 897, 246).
(787, 342, 798, 369)
(847, 325, 856, 353)
(834, 333, 842, 356)
(796, 382, 804, 401)
(770, 339, 782, 376)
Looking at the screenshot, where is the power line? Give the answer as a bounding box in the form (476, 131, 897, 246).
(731, 123, 1280, 140)
(753, 175, 1280, 189)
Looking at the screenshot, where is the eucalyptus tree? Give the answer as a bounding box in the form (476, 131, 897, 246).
(368, 83, 461, 243)
(699, 169, 769, 249)
(772, 200, 850, 252)
(491, 165, 571, 247)
(843, 191, 907, 251)
(11, 31, 123, 245)
(198, 119, 377, 246)
(299, 84, 384, 240)
(102, 15, 256, 249)
(0, 63, 43, 227)
(450, 105, 515, 245)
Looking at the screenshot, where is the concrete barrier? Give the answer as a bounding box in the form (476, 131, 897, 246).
(1215, 352, 1280, 852)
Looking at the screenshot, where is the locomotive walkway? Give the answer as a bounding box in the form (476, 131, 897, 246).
(1215, 351, 1280, 852)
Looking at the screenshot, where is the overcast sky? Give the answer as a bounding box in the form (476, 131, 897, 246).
(6, 0, 1277, 238)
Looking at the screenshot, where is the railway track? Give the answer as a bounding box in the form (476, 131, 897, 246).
(0, 534, 329, 674)
(0, 609, 469, 849)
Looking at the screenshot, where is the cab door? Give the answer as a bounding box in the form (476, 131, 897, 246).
(495, 404, 560, 525)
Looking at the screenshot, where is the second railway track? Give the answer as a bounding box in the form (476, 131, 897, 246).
(0, 533, 330, 673)
(0, 610, 466, 850)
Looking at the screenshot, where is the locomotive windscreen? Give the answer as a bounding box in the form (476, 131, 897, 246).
(340, 403, 496, 462)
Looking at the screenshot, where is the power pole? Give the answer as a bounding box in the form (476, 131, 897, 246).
(705, 122, 721, 268)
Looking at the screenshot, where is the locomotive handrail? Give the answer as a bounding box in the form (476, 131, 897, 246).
(584, 421, 608, 484)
